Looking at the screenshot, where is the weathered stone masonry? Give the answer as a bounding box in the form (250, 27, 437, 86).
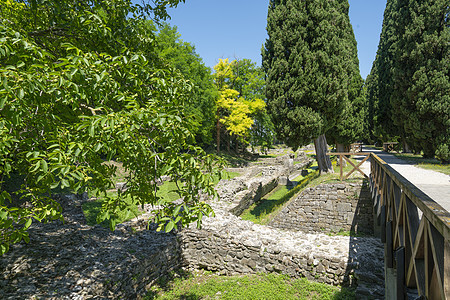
(179, 180, 384, 298)
(0, 159, 384, 299)
(270, 182, 373, 234)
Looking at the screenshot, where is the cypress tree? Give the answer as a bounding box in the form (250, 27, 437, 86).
(366, 0, 403, 145)
(368, 0, 449, 159)
(391, 0, 449, 158)
(326, 1, 367, 150)
(263, 0, 358, 173)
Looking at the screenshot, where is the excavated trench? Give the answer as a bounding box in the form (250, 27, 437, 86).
(0, 149, 385, 299)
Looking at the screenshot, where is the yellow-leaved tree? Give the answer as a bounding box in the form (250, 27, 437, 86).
(213, 59, 266, 152)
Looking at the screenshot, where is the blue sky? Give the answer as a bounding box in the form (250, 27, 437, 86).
(166, 0, 387, 79)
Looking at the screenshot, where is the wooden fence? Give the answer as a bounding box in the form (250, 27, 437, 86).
(370, 153, 450, 299)
(326, 152, 370, 181)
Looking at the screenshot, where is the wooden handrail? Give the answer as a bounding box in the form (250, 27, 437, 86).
(369, 152, 450, 299)
(370, 153, 450, 240)
(326, 152, 370, 181)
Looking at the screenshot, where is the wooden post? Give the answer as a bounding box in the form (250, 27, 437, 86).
(381, 205, 386, 243)
(339, 154, 343, 181)
(397, 247, 406, 299)
(445, 241, 450, 299)
(387, 221, 393, 268)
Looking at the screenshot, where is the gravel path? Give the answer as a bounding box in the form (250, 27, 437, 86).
(356, 147, 450, 213)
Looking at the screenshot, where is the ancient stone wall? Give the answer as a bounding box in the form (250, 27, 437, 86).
(269, 182, 373, 234)
(180, 214, 349, 286)
(0, 194, 182, 300)
(178, 211, 384, 298)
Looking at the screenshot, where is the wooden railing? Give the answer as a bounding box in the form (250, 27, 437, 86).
(370, 153, 450, 299)
(327, 152, 370, 181)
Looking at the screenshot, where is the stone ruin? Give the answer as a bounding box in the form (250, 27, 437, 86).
(0, 152, 385, 299)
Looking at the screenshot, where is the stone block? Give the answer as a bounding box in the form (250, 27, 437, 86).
(337, 203, 352, 213)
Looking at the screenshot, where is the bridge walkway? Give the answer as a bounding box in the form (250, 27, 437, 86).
(356, 146, 450, 213)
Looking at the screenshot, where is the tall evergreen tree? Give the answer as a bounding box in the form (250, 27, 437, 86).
(366, 0, 402, 145)
(390, 0, 449, 158)
(263, 0, 358, 173)
(368, 0, 449, 159)
(326, 2, 367, 150)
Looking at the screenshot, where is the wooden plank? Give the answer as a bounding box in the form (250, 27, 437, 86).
(393, 181, 402, 213)
(342, 153, 370, 180)
(445, 241, 450, 299)
(326, 152, 372, 155)
(425, 222, 431, 298)
(405, 195, 421, 249)
(412, 210, 427, 295)
(381, 205, 386, 243)
(387, 220, 394, 268)
(397, 246, 406, 299)
(370, 153, 450, 243)
(414, 258, 426, 296)
(428, 222, 445, 299)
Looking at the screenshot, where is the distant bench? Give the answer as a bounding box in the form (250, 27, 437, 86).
(350, 143, 362, 153)
(383, 142, 398, 152)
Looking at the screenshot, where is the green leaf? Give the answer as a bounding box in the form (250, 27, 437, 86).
(41, 160, 48, 173)
(109, 218, 116, 231)
(173, 205, 181, 217)
(0, 96, 7, 109)
(61, 179, 69, 188)
(31, 160, 41, 173)
(50, 181, 60, 189)
(0, 210, 7, 220)
(165, 221, 174, 232)
(23, 218, 32, 229)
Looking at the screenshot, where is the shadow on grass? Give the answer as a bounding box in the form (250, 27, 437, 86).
(82, 195, 140, 227)
(242, 169, 320, 223)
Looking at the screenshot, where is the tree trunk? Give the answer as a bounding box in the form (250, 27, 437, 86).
(402, 139, 411, 153)
(336, 142, 347, 167)
(216, 119, 221, 153)
(314, 135, 334, 174)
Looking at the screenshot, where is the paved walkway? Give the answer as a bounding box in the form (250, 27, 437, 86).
(355, 147, 450, 213)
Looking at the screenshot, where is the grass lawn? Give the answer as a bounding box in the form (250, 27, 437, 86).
(240, 163, 319, 225)
(82, 167, 240, 227)
(393, 153, 450, 175)
(145, 271, 355, 300)
(82, 192, 141, 227)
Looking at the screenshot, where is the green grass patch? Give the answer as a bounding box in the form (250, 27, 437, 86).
(240, 163, 319, 225)
(393, 153, 450, 175)
(82, 192, 141, 227)
(82, 170, 240, 227)
(145, 271, 355, 300)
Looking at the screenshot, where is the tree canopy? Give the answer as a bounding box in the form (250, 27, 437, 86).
(263, 0, 360, 172)
(213, 58, 271, 153)
(0, 0, 219, 255)
(367, 0, 449, 160)
(154, 22, 218, 146)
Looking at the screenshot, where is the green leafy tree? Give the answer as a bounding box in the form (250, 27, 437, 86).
(154, 23, 218, 146)
(263, 0, 358, 173)
(0, 0, 219, 255)
(367, 0, 449, 158)
(366, 0, 405, 146)
(213, 58, 270, 153)
(326, 11, 367, 151)
(231, 59, 275, 152)
(390, 0, 449, 158)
